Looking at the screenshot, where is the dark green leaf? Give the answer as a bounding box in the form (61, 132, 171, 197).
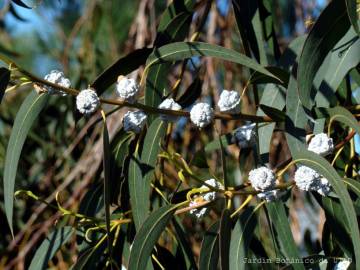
(4, 91, 49, 235)
(219, 209, 231, 270)
(176, 77, 203, 108)
(172, 218, 198, 270)
(259, 104, 285, 122)
(290, 148, 360, 263)
(297, 0, 350, 110)
(91, 48, 152, 94)
(102, 117, 113, 262)
(11, 0, 31, 9)
(128, 205, 177, 270)
(0, 67, 10, 103)
(29, 226, 73, 270)
(229, 206, 258, 270)
(146, 9, 193, 123)
(314, 106, 360, 134)
(199, 221, 220, 270)
(345, 0, 360, 36)
(266, 202, 305, 270)
(146, 42, 279, 80)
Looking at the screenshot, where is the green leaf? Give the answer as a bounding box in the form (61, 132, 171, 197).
(146, 9, 193, 123)
(257, 35, 306, 159)
(145, 42, 280, 80)
(231, 0, 267, 64)
(229, 207, 258, 270)
(0, 67, 10, 103)
(314, 194, 353, 257)
(219, 209, 231, 270)
(266, 202, 305, 270)
(259, 104, 285, 122)
(199, 221, 220, 270)
(291, 148, 360, 264)
(172, 218, 198, 270)
(129, 118, 167, 230)
(91, 48, 152, 94)
(102, 116, 113, 262)
(128, 205, 177, 270)
(4, 91, 49, 235)
(157, 0, 194, 31)
(128, 151, 144, 230)
(11, 0, 31, 9)
(176, 77, 203, 108)
(297, 0, 351, 110)
(345, 0, 360, 36)
(249, 66, 289, 87)
(314, 106, 360, 134)
(29, 226, 73, 270)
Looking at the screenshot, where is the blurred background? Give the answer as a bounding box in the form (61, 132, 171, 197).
(0, 0, 339, 268)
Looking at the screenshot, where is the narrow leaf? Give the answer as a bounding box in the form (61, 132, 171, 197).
(297, 0, 350, 110)
(91, 48, 152, 94)
(229, 206, 258, 270)
(29, 226, 73, 270)
(146, 42, 280, 80)
(219, 209, 231, 270)
(266, 202, 305, 270)
(4, 91, 49, 234)
(128, 205, 177, 270)
(102, 115, 113, 263)
(11, 0, 31, 9)
(199, 221, 220, 270)
(345, 0, 360, 36)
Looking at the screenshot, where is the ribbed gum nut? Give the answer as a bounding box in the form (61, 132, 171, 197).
(294, 166, 319, 191)
(123, 110, 147, 133)
(116, 76, 139, 103)
(43, 70, 71, 96)
(218, 90, 241, 113)
(158, 98, 182, 122)
(190, 102, 214, 128)
(201, 178, 224, 202)
(76, 88, 100, 115)
(248, 166, 276, 191)
(233, 123, 256, 148)
(307, 133, 334, 156)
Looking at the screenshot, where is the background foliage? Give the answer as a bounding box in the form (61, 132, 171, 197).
(0, 0, 359, 269)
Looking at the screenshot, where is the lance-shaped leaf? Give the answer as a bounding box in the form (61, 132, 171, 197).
(4, 91, 49, 234)
(314, 106, 360, 135)
(102, 115, 113, 262)
(128, 205, 177, 270)
(219, 209, 231, 269)
(11, 0, 31, 9)
(145, 42, 280, 81)
(0, 67, 10, 103)
(91, 48, 152, 94)
(229, 206, 258, 270)
(146, 9, 193, 123)
(29, 226, 74, 270)
(266, 202, 305, 270)
(129, 118, 167, 230)
(297, 0, 350, 110)
(291, 148, 360, 263)
(199, 221, 220, 270)
(345, 0, 360, 36)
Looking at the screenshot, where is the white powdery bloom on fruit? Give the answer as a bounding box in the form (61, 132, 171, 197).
(308, 133, 334, 156)
(116, 76, 139, 103)
(257, 190, 280, 202)
(190, 102, 214, 128)
(294, 166, 331, 196)
(294, 166, 320, 192)
(44, 70, 71, 96)
(123, 110, 147, 133)
(158, 98, 182, 122)
(233, 122, 256, 148)
(248, 167, 276, 191)
(189, 200, 208, 219)
(218, 90, 240, 113)
(76, 88, 100, 115)
(333, 260, 351, 270)
(201, 178, 224, 201)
